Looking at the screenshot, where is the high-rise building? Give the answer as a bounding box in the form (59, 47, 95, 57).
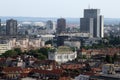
(80, 9, 104, 38)
(46, 20, 56, 31)
(0, 19, 1, 34)
(57, 18, 66, 34)
(100, 16, 104, 38)
(6, 19, 17, 36)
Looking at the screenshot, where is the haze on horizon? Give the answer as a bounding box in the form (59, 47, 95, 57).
(0, 0, 120, 18)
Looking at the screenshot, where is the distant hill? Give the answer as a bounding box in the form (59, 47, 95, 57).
(0, 16, 120, 25)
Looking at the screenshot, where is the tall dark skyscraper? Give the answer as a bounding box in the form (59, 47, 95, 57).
(6, 19, 17, 36)
(80, 9, 104, 38)
(57, 18, 66, 34)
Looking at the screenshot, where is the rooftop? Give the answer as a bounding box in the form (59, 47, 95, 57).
(56, 46, 74, 54)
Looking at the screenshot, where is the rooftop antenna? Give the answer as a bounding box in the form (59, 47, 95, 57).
(88, 4, 90, 9)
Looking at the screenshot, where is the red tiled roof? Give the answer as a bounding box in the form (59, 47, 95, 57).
(0, 58, 6, 62)
(3, 67, 23, 73)
(61, 64, 84, 69)
(80, 48, 120, 56)
(32, 69, 63, 75)
(59, 76, 71, 80)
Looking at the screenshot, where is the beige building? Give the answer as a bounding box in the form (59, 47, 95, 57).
(0, 44, 12, 54)
(0, 39, 14, 54)
(16, 38, 45, 51)
(0, 37, 45, 52)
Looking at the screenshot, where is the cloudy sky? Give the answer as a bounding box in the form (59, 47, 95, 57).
(0, 0, 119, 18)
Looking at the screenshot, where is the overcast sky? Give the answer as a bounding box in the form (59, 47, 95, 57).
(0, 0, 119, 18)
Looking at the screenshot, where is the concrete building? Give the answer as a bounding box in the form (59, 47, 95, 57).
(59, 32, 93, 38)
(40, 34, 55, 42)
(48, 46, 77, 63)
(0, 44, 11, 54)
(75, 74, 89, 80)
(102, 64, 115, 74)
(80, 18, 94, 36)
(46, 20, 56, 31)
(57, 18, 66, 34)
(0, 40, 12, 54)
(0, 37, 45, 52)
(100, 15, 104, 38)
(16, 38, 44, 51)
(0, 19, 2, 34)
(16, 38, 29, 51)
(6, 19, 17, 36)
(80, 9, 104, 38)
(64, 41, 81, 49)
(29, 38, 42, 49)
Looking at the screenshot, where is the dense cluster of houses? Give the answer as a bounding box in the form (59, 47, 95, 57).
(0, 47, 119, 80)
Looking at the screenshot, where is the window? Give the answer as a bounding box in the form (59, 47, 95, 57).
(57, 56, 62, 59)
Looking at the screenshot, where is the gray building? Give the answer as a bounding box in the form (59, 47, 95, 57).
(80, 9, 104, 38)
(6, 19, 17, 36)
(80, 18, 94, 36)
(46, 20, 56, 31)
(57, 18, 66, 34)
(0, 19, 1, 35)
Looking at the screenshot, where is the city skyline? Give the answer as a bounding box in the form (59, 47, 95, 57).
(0, 0, 120, 18)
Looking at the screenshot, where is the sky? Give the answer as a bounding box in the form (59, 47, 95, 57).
(0, 0, 120, 18)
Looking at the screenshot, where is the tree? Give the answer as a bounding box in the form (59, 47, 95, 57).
(82, 55, 87, 59)
(105, 55, 113, 63)
(45, 40, 52, 45)
(2, 50, 17, 58)
(38, 47, 50, 57)
(27, 49, 47, 60)
(113, 53, 118, 62)
(14, 48, 22, 55)
(37, 53, 47, 60)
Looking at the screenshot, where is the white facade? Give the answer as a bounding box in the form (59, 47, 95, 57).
(59, 32, 93, 38)
(48, 46, 77, 63)
(40, 34, 55, 41)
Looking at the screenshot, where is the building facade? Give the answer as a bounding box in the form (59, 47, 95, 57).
(48, 46, 77, 63)
(0, 39, 13, 54)
(80, 9, 104, 38)
(6, 19, 17, 36)
(46, 20, 56, 31)
(102, 64, 115, 74)
(57, 18, 66, 34)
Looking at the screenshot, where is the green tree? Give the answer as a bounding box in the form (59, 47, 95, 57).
(45, 40, 52, 45)
(14, 48, 22, 55)
(2, 50, 17, 58)
(82, 55, 87, 59)
(37, 53, 47, 60)
(113, 53, 118, 62)
(105, 55, 113, 63)
(38, 47, 50, 57)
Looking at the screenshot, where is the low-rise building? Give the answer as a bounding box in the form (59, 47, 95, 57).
(0, 40, 12, 54)
(48, 46, 77, 63)
(75, 74, 89, 80)
(102, 64, 115, 74)
(64, 41, 81, 49)
(0, 37, 45, 52)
